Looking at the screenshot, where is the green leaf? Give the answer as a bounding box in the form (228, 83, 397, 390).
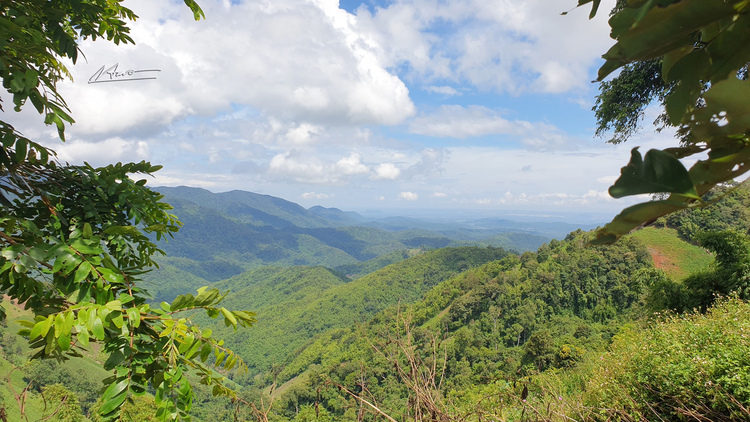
(598, 0, 736, 81)
(82, 223, 93, 239)
(73, 261, 92, 284)
(194, 287, 219, 306)
(77, 329, 90, 347)
(609, 148, 699, 199)
(92, 317, 105, 340)
(126, 307, 141, 328)
(54, 313, 65, 338)
(29, 317, 52, 340)
(99, 379, 129, 415)
(105, 300, 122, 311)
(57, 331, 71, 350)
(171, 293, 194, 312)
(199, 343, 212, 362)
(220, 307, 237, 329)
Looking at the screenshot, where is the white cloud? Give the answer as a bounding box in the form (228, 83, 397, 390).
(356, 0, 616, 94)
(38, 0, 416, 142)
(398, 191, 419, 201)
(268, 151, 326, 183)
(302, 192, 332, 199)
(336, 153, 370, 175)
(56, 138, 150, 165)
(431, 192, 447, 197)
(286, 123, 322, 145)
(373, 163, 401, 180)
(425, 85, 461, 96)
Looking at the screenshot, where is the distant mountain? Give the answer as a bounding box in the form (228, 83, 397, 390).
(308, 205, 365, 225)
(150, 187, 553, 287)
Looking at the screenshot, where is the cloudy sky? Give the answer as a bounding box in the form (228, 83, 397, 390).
(7, 0, 681, 220)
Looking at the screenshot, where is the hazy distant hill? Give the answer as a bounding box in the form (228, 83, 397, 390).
(149, 187, 553, 287)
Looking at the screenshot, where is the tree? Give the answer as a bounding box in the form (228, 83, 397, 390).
(1, 1, 255, 421)
(573, 0, 750, 243)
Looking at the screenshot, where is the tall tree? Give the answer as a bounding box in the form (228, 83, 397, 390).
(1, 2, 254, 421)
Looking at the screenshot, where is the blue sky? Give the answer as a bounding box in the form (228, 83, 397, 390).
(7, 0, 681, 220)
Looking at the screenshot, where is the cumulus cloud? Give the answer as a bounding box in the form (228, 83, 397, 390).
(286, 123, 322, 145)
(56, 138, 150, 165)
(431, 192, 447, 197)
(398, 191, 419, 201)
(336, 153, 370, 175)
(40, 0, 416, 142)
(373, 163, 401, 180)
(356, 0, 616, 94)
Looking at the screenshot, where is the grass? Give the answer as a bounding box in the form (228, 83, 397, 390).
(629, 227, 713, 281)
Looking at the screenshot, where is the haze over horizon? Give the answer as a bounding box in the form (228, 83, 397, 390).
(6, 0, 681, 218)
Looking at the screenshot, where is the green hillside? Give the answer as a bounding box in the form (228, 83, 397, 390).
(202, 246, 510, 381)
(629, 227, 713, 280)
(244, 230, 655, 420)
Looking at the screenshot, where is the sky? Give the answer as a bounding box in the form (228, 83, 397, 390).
(6, 0, 684, 221)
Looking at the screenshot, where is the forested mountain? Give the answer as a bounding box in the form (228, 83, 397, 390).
(199, 247, 510, 381)
(150, 187, 551, 287)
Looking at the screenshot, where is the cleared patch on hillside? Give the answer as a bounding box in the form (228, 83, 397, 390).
(629, 227, 712, 280)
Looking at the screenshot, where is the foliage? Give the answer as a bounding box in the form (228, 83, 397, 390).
(682, 230, 750, 309)
(0, 1, 261, 421)
(206, 247, 509, 384)
(585, 297, 750, 421)
(40, 384, 87, 422)
(255, 231, 655, 421)
(660, 181, 750, 241)
(574, 0, 750, 242)
(593, 58, 671, 144)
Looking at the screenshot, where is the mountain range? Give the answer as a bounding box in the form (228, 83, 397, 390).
(144, 186, 579, 300)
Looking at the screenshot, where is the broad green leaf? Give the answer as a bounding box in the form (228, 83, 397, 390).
(57, 331, 71, 350)
(54, 313, 65, 338)
(663, 49, 709, 124)
(99, 380, 129, 415)
(96, 267, 124, 284)
(598, 0, 736, 80)
(70, 239, 103, 255)
(194, 287, 220, 306)
(609, 148, 698, 199)
(199, 343, 212, 362)
(220, 307, 237, 329)
(82, 223, 93, 239)
(77, 330, 90, 347)
(73, 261, 92, 284)
(705, 14, 750, 82)
(105, 300, 122, 311)
(29, 316, 52, 340)
(171, 293, 194, 312)
(126, 307, 141, 328)
(92, 317, 105, 340)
